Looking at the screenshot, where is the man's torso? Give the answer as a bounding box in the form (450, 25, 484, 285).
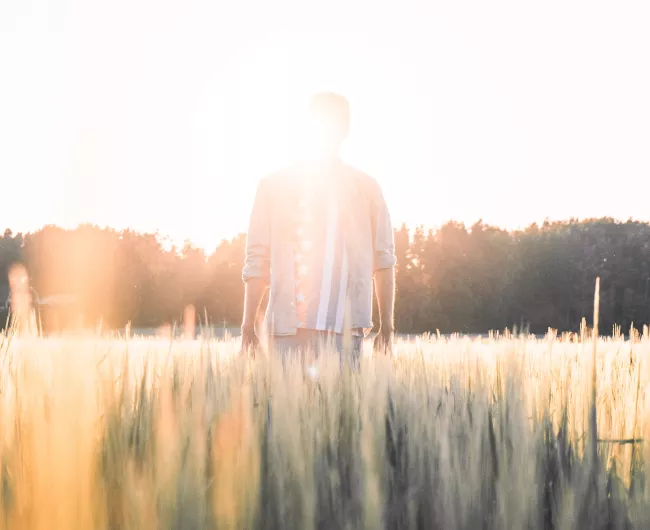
(250, 159, 386, 337)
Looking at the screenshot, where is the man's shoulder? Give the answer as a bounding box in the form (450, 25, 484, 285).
(339, 162, 367, 178)
(340, 163, 382, 193)
(260, 164, 304, 187)
(257, 161, 382, 194)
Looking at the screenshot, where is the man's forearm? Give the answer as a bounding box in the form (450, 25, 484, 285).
(374, 267, 395, 331)
(241, 277, 267, 329)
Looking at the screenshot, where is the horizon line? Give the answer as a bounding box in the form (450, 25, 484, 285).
(3, 214, 649, 251)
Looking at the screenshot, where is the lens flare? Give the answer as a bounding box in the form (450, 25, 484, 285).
(8, 263, 35, 334)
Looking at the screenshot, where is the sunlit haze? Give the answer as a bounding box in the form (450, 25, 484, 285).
(1, 0, 649, 251)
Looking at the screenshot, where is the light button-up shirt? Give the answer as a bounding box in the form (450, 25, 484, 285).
(242, 159, 396, 337)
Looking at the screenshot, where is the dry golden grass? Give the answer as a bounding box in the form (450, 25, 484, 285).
(0, 327, 649, 529)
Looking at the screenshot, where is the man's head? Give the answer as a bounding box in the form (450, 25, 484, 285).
(306, 92, 350, 158)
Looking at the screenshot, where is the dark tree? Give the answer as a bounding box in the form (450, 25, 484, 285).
(2, 218, 650, 335)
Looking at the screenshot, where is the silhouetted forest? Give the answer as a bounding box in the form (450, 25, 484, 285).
(2, 218, 650, 334)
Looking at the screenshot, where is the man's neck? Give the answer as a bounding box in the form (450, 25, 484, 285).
(309, 152, 341, 165)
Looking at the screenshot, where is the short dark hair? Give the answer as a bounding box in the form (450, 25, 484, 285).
(309, 92, 350, 136)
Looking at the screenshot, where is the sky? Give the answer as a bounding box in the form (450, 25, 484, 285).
(1, 0, 649, 252)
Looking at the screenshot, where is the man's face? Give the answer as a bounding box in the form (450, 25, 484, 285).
(305, 107, 348, 158)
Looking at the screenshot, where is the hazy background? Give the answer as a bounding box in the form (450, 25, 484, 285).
(1, 0, 649, 251)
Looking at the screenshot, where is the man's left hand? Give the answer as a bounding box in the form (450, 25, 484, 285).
(373, 327, 394, 356)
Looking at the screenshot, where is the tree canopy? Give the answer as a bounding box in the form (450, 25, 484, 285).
(2, 218, 649, 334)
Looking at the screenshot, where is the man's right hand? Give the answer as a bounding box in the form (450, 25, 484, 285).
(240, 325, 260, 357)
(240, 277, 266, 357)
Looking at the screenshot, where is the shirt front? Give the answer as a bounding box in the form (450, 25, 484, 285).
(242, 159, 396, 337)
(292, 168, 350, 334)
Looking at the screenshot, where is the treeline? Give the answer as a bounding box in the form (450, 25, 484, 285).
(2, 218, 650, 334)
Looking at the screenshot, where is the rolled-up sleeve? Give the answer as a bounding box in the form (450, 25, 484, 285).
(242, 179, 271, 284)
(371, 180, 397, 271)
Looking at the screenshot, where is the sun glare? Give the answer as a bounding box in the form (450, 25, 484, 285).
(3, 0, 649, 248)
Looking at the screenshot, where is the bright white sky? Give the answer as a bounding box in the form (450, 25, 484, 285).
(1, 0, 649, 251)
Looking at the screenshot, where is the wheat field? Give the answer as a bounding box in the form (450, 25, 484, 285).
(0, 326, 649, 530)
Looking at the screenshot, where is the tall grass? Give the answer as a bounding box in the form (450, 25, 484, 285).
(0, 328, 649, 529)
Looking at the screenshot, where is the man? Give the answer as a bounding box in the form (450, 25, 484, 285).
(240, 92, 396, 365)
